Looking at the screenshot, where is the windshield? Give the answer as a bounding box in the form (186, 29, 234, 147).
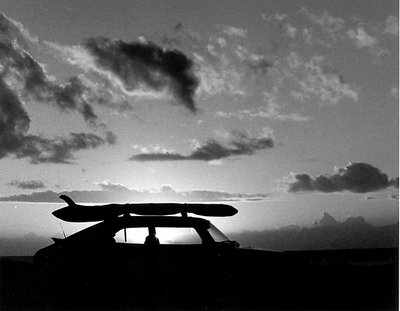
(208, 223, 230, 242)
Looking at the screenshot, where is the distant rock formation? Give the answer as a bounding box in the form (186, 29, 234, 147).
(313, 212, 339, 228)
(230, 213, 398, 251)
(312, 212, 371, 229)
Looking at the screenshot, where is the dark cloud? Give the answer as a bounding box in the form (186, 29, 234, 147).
(9, 180, 45, 189)
(130, 132, 274, 162)
(84, 37, 199, 112)
(16, 132, 115, 164)
(0, 76, 115, 164)
(389, 177, 399, 189)
(246, 57, 273, 75)
(0, 15, 117, 164)
(0, 15, 100, 126)
(288, 163, 398, 193)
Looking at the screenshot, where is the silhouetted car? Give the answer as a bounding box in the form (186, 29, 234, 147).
(33, 196, 307, 309)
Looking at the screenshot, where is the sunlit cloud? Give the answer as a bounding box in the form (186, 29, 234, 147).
(347, 27, 377, 48)
(96, 181, 130, 192)
(220, 25, 248, 38)
(347, 26, 388, 57)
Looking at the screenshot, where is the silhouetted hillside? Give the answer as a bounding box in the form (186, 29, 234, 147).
(230, 213, 398, 251)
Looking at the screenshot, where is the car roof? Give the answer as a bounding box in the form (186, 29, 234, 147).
(65, 215, 212, 241)
(105, 215, 212, 230)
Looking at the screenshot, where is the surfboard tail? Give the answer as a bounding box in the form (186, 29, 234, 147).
(59, 195, 76, 207)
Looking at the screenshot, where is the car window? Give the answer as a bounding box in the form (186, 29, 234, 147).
(208, 223, 230, 242)
(156, 227, 202, 244)
(114, 227, 202, 245)
(115, 228, 148, 243)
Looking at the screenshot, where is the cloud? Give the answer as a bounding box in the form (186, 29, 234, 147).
(130, 130, 274, 162)
(16, 132, 116, 164)
(287, 163, 398, 193)
(347, 27, 377, 49)
(384, 16, 399, 36)
(0, 186, 270, 203)
(0, 13, 38, 47)
(299, 55, 359, 105)
(390, 87, 398, 99)
(300, 8, 346, 34)
(0, 14, 103, 127)
(0, 76, 115, 164)
(215, 109, 311, 122)
(9, 180, 45, 189)
(192, 51, 245, 97)
(97, 181, 130, 192)
(215, 86, 311, 122)
(220, 25, 248, 38)
(346, 26, 387, 57)
(234, 45, 273, 74)
(82, 37, 199, 112)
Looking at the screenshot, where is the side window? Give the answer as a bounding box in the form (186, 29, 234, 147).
(156, 227, 202, 245)
(115, 228, 148, 244)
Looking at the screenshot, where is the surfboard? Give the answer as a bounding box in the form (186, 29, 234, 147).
(53, 195, 238, 222)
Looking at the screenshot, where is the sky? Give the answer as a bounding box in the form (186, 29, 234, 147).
(0, 0, 398, 240)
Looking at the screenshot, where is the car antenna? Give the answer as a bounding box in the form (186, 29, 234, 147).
(59, 223, 67, 238)
(123, 213, 129, 242)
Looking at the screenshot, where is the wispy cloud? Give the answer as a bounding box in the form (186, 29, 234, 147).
(9, 180, 45, 190)
(0, 185, 270, 203)
(286, 163, 398, 194)
(130, 129, 274, 162)
(384, 16, 399, 36)
(347, 27, 377, 49)
(347, 26, 388, 57)
(300, 8, 346, 35)
(296, 55, 359, 105)
(234, 45, 273, 74)
(215, 85, 311, 122)
(220, 25, 248, 38)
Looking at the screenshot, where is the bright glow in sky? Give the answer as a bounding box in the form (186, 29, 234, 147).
(0, 0, 398, 238)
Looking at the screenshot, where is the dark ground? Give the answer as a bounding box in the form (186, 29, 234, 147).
(0, 248, 398, 310)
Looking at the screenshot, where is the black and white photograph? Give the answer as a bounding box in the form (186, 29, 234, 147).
(0, 0, 398, 310)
